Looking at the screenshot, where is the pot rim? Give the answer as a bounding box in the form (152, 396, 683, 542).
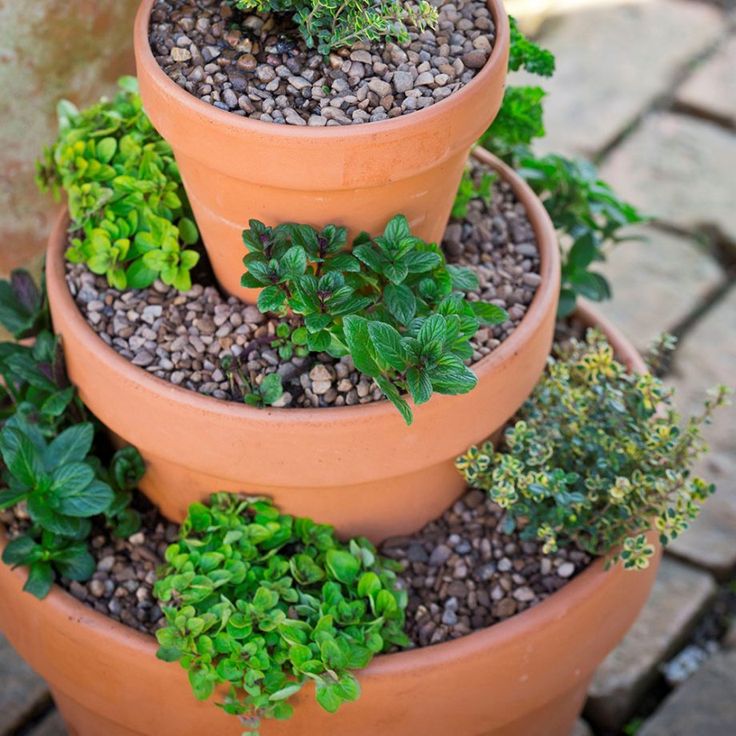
(47, 150, 560, 427)
(0, 302, 650, 677)
(134, 0, 510, 142)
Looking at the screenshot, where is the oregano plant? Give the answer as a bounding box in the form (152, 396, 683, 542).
(154, 493, 408, 734)
(240, 215, 508, 423)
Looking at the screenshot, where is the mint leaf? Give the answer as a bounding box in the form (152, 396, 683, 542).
(366, 321, 407, 372)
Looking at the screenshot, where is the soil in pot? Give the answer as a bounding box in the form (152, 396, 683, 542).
(149, 0, 496, 126)
(64, 162, 541, 409)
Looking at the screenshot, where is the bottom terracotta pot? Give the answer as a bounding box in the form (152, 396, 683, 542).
(0, 306, 658, 736)
(0, 532, 659, 736)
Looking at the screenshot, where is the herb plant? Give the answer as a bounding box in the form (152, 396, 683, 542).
(36, 77, 200, 292)
(234, 0, 438, 56)
(451, 168, 496, 220)
(456, 331, 730, 570)
(0, 270, 145, 597)
(221, 355, 285, 407)
(154, 493, 408, 733)
(240, 215, 508, 424)
(477, 20, 644, 316)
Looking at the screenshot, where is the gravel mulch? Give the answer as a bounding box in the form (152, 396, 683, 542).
(381, 489, 591, 648)
(65, 163, 541, 409)
(149, 0, 495, 126)
(0, 501, 175, 635)
(1, 490, 590, 646)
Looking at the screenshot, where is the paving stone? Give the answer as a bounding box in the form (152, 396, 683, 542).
(585, 557, 716, 731)
(598, 226, 723, 349)
(601, 113, 736, 243)
(638, 648, 736, 736)
(0, 634, 50, 735)
(515, 0, 722, 156)
(571, 719, 593, 736)
(28, 710, 68, 736)
(676, 34, 736, 126)
(667, 286, 736, 577)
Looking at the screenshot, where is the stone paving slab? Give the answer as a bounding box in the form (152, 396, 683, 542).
(676, 34, 736, 126)
(585, 557, 716, 731)
(667, 286, 736, 577)
(601, 113, 736, 243)
(0, 634, 50, 735)
(514, 0, 722, 157)
(28, 710, 67, 736)
(638, 648, 736, 735)
(598, 226, 724, 349)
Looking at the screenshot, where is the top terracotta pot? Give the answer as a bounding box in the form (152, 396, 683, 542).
(134, 0, 510, 300)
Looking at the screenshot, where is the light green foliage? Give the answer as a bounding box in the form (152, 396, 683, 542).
(235, 0, 438, 55)
(451, 168, 496, 219)
(36, 77, 200, 292)
(240, 215, 508, 423)
(478, 19, 644, 316)
(0, 271, 145, 598)
(153, 494, 408, 733)
(456, 331, 730, 570)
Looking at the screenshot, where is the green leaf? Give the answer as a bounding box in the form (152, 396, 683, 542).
(96, 137, 118, 164)
(342, 315, 380, 377)
(257, 286, 286, 314)
(51, 462, 95, 494)
(357, 571, 381, 598)
(189, 668, 215, 701)
(404, 251, 441, 274)
(418, 314, 447, 348)
(383, 284, 416, 325)
(178, 217, 199, 246)
(447, 265, 480, 292)
(429, 355, 477, 395)
(23, 561, 54, 599)
(40, 387, 76, 418)
(383, 261, 409, 285)
(375, 375, 413, 425)
(269, 683, 303, 702)
(45, 423, 94, 466)
(470, 301, 509, 326)
(315, 682, 343, 714)
(325, 549, 361, 585)
(280, 246, 308, 278)
(2, 535, 40, 566)
(366, 321, 407, 372)
(53, 478, 114, 517)
(382, 215, 411, 244)
(0, 428, 43, 487)
(54, 544, 96, 581)
(407, 367, 432, 405)
(259, 373, 283, 406)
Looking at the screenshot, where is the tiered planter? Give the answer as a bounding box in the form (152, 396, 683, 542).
(46, 150, 559, 543)
(134, 0, 510, 299)
(0, 306, 657, 736)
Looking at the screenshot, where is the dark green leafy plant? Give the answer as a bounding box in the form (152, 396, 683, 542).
(477, 19, 645, 316)
(234, 0, 438, 56)
(0, 270, 144, 597)
(240, 215, 508, 423)
(456, 331, 730, 570)
(0, 417, 144, 598)
(154, 493, 408, 733)
(221, 355, 285, 407)
(36, 77, 200, 292)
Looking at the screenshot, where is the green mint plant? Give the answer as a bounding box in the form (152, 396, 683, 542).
(36, 77, 200, 292)
(234, 0, 438, 56)
(456, 331, 730, 570)
(240, 215, 508, 424)
(0, 417, 144, 598)
(154, 493, 408, 733)
(476, 19, 644, 316)
(221, 355, 285, 407)
(0, 269, 49, 340)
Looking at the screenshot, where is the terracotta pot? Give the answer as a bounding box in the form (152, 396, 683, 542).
(134, 0, 510, 300)
(46, 152, 560, 543)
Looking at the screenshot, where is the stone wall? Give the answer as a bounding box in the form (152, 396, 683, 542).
(0, 0, 139, 275)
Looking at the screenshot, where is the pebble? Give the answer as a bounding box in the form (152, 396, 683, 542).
(149, 0, 495, 126)
(381, 490, 590, 647)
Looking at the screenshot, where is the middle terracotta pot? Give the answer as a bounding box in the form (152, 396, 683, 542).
(134, 0, 510, 299)
(46, 152, 559, 543)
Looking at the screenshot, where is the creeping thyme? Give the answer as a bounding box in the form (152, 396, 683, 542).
(36, 77, 200, 292)
(241, 215, 508, 424)
(154, 493, 408, 733)
(456, 331, 730, 569)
